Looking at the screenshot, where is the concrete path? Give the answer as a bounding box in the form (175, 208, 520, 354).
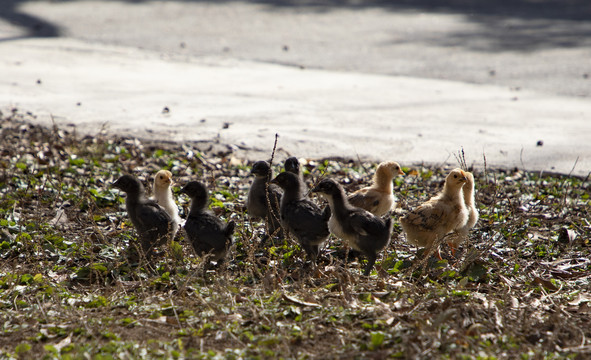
(2, 38, 589, 176)
(4, 0, 591, 99)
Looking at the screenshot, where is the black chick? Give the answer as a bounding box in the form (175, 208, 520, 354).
(112, 174, 173, 256)
(271, 172, 330, 263)
(247, 161, 283, 237)
(285, 156, 303, 178)
(312, 178, 393, 276)
(284, 157, 308, 195)
(181, 181, 235, 262)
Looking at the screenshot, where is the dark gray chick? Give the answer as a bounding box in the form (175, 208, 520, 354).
(247, 160, 283, 237)
(112, 174, 173, 256)
(312, 178, 393, 276)
(284, 156, 308, 194)
(181, 181, 235, 262)
(271, 172, 329, 263)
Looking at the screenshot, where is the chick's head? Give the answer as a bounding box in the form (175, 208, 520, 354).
(311, 178, 341, 198)
(154, 170, 173, 189)
(465, 171, 474, 186)
(377, 161, 405, 179)
(284, 157, 301, 175)
(251, 161, 271, 178)
(181, 181, 208, 201)
(112, 174, 142, 194)
(388, 161, 405, 176)
(271, 172, 300, 192)
(446, 168, 468, 188)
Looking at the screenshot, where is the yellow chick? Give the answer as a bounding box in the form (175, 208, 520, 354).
(348, 161, 405, 216)
(152, 169, 181, 239)
(449, 171, 478, 255)
(400, 168, 469, 256)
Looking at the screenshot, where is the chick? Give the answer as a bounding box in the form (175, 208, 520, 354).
(449, 171, 478, 255)
(271, 172, 330, 263)
(285, 156, 303, 178)
(181, 181, 235, 262)
(284, 157, 308, 195)
(152, 169, 181, 239)
(312, 178, 393, 276)
(400, 168, 469, 256)
(112, 174, 173, 255)
(246, 161, 283, 237)
(348, 161, 405, 216)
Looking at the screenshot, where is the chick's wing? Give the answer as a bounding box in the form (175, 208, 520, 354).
(348, 189, 381, 211)
(349, 210, 383, 237)
(139, 201, 172, 231)
(403, 203, 445, 231)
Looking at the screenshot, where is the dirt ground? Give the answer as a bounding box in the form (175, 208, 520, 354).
(1, 109, 590, 359)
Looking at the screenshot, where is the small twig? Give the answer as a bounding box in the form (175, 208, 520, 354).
(561, 156, 579, 208)
(567, 156, 580, 178)
(169, 297, 183, 329)
(265, 134, 282, 234)
(355, 152, 370, 175)
(453, 147, 467, 170)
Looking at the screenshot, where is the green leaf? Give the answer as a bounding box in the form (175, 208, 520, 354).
(15, 342, 32, 354)
(370, 332, 385, 349)
(20, 273, 34, 285)
(33, 273, 43, 283)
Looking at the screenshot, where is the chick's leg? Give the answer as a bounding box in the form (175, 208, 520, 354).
(363, 254, 377, 276)
(447, 241, 457, 257)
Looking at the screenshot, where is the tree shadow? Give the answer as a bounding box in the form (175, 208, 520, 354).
(2, 0, 591, 52)
(188, 0, 591, 22)
(218, 0, 591, 52)
(0, 0, 60, 41)
(385, 15, 591, 52)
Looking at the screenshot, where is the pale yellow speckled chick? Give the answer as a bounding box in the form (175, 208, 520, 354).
(449, 171, 478, 255)
(348, 161, 405, 216)
(400, 168, 469, 256)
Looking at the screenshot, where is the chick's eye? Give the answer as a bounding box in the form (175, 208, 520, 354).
(453, 175, 458, 178)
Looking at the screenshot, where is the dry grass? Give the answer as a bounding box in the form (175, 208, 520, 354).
(1, 109, 590, 359)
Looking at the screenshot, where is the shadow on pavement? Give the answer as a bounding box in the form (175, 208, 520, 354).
(181, 0, 591, 21)
(0, 0, 60, 41)
(1, 0, 590, 51)
(208, 0, 591, 52)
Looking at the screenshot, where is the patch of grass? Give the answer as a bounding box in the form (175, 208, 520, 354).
(0, 110, 590, 358)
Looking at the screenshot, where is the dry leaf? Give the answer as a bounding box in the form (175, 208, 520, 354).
(533, 276, 559, 291)
(282, 293, 321, 307)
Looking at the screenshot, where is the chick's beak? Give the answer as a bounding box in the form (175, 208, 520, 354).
(460, 171, 468, 182)
(398, 169, 406, 175)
